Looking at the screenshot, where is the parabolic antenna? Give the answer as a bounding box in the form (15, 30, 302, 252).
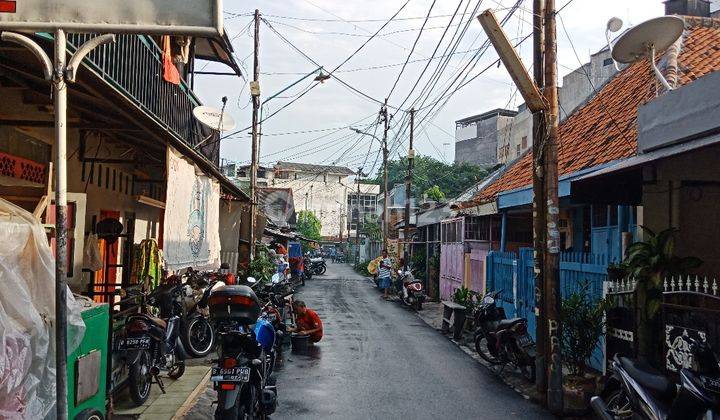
(611, 16, 684, 64)
(193, 106, 236, 132)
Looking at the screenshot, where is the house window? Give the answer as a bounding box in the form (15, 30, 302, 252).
(521, 136, 528, 149)
(603, 57, 613, 67)
(516, 144, 521, 156)
(592, 205, 608, 227)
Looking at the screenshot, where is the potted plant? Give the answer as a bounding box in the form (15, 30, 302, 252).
(625, 226, 702, 364)
(561, 282, 610, 409)
(451, 286, 475, 339)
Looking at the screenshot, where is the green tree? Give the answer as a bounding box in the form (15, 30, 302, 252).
(424, 185, 446, 202)
(297, 210, 322, 241)
(360, 214, 382, 241)
(369, 155, 488, 199)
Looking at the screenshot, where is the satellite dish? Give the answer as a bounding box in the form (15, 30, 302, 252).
(606, 17, 623, 33)
(193, 106, 236, 132)
(611, 16, 684, 64)
(611, 16, 684, 91)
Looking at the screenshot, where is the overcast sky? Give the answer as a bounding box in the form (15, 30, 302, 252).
(194, 0, 677, 175)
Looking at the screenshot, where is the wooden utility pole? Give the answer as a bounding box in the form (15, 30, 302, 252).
(543, 0, 563, 413)
(532, 0, 548, 398)
(403, 108, 415, 269)
(355, 166, 363, 264)
(249, 9, 260, 260)
(381, 99, 389, 249)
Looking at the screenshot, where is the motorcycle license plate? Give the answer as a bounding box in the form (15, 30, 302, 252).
(119, 337, 151, 350)
(211, 366, 251, 383)
(517, 334, 533, 348)
(701, 375, 720, 394)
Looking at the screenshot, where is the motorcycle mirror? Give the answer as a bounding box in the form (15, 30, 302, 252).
(271, 273, 281, 284)
(247, 277, 257, 284)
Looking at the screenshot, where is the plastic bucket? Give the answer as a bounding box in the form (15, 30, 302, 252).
(291, 334, 310, 352)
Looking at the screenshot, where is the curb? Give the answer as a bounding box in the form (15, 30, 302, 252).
(171, 368, 212, 420)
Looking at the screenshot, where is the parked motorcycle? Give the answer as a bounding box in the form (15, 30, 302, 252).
(396, 269, 425, 310)
(306, 256, 327, 275)
(473, 290, 536, 381)
(177, 269, 217, 357)
(210, 277, 278, 419)
(591, 338, 720, 420)
(119, 281, 186, 406)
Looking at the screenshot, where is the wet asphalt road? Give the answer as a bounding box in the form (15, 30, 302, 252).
(185, 263, 553, 419)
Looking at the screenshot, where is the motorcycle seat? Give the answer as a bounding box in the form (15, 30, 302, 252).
(494, 318, 526, 330)
(618, 357, 676, 401)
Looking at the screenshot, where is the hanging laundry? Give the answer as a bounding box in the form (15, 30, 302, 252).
(131, 238, 164, 289)
(162, 35, 180, 85)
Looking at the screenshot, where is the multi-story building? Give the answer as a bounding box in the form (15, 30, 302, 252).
(271, 161, 356, 240)
(346, 183, 381, 236)
(495, 46, 620, 164)
(221, 163, 274, 189)
(454, 108, 517, 167)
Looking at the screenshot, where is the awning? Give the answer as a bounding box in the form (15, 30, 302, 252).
(194, 32, 242, 76)
(571, 132, 720, 204)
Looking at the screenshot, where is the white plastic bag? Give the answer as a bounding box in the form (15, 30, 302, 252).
(83, 233, 103, 272)
(0, 198, 85, 419)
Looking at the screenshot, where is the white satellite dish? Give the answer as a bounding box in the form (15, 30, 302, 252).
(611, 16, 684, 90)
(193, 105, 236, 132)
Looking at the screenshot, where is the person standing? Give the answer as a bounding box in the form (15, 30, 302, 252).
(377, 249, 393, 300)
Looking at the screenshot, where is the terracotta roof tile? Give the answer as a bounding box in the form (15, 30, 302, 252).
(459, 18, 720, 209)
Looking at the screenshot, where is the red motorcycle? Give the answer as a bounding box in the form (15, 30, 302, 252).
(396, 269, 425, 311)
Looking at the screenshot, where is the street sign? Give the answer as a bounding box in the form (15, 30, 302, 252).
(0, 0, 223, 35)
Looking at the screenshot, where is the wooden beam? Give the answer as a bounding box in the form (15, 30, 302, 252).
(477, 10, 546, 112)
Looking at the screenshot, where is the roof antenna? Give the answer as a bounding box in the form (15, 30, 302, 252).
(605, 17, 623, 71)
(611, 16, 684, 92)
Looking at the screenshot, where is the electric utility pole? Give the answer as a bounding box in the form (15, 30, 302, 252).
(249, 9, 260, 261)
(355, 166, 363, 264)
(381, 99, 390, 249)
(532, 0, 548, 398)
(403, 108, 415, 269)
(544, 0, 563, 413)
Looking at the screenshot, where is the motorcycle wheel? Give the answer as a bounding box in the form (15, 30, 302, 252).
(474, 335, 502, 365)
(75, 408, 103, 420)
(601, 387, 632, 419)
(239, 383, 262, 420)
(414, 301, 423, 311)
(319, 264, 327, 275)
(183, 317, 215, 357)
(128, 350, 151, 406)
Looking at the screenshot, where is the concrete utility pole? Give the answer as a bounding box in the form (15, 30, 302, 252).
(381, 99, 390, 249)
(355, 167, 363, 264)
(543, 0, 563, 413)
(403, 108, 415, 269)
(249, 8, 260, 260)
(532, 0, 548, 398)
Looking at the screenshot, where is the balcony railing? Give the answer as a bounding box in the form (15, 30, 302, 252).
(44, 33, 218, 164)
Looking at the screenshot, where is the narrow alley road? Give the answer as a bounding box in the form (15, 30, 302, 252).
(185, 263, 553, 419)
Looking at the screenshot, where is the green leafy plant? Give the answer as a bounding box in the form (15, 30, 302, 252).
(246, 243, 277, 283)
(410, 248, 426, 280)
(561, 282, 611, 376)
(360, 214, 382, 241)
(424, 185, 446, 202)
(353, 259, 373, 277)
(624, 226, 702, 363)
(452, 286, 476, 313)
(297, 210, 322, 252)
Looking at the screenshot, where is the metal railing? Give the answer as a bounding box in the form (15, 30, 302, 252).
(42, 33, 218, 164)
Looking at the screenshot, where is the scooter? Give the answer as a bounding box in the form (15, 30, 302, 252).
(473, 290, 536, 381)
(591, 338, 720, 420)
(396, 269, 425, 310)
(306, 256, 326, 275)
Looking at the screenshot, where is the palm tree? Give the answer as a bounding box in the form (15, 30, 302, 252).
(625, 226, 702, 363)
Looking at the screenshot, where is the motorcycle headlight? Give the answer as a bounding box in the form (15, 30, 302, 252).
(482, 295, 495, 305)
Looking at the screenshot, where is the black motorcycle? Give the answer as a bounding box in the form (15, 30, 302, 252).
(179, 270, 217, 358)
(119, 282, 186, 406)
(210, 278, 278, 419)
(306, 256, 327, 276)
(592, 338, 720, 420)
(473, 290, 536, 381)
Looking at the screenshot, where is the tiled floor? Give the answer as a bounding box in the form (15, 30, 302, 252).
(112, 365, 210, 420)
